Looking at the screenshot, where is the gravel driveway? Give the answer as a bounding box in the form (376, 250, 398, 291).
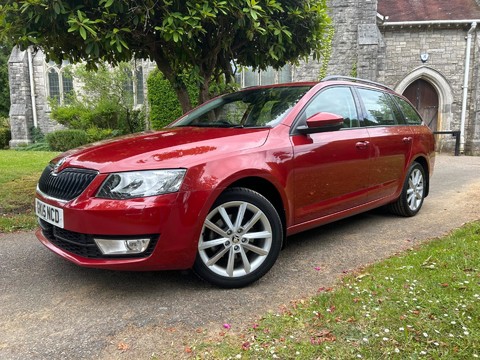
(1, 154, 479, 359)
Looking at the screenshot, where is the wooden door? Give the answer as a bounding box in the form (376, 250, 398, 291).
(403, 79, 438, 132)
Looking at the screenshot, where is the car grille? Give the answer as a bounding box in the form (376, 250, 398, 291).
(38, 165, 98, 201)
(39, 219, 158, 259)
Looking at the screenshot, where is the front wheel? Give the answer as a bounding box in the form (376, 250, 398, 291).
(193, 187, 283, 288)
(388, 162, 426, 217)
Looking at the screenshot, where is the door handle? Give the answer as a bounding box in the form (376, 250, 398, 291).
(355, 141, 370, 150)
(403, 137, 413, 143)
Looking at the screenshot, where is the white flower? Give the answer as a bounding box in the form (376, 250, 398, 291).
(423, 332, 428, 338)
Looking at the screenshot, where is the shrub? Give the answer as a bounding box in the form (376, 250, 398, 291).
(49, 63, 146, 135)
(15, 142, 51, 151)
(0, 127, 11, 148)
(46, 129, 89, 151)
(147, 70, 199, 130)
(86, 126, 119, 142)
(15, 126, 51, 151)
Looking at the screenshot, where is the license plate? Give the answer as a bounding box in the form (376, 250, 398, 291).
(35, 198, 64, 228)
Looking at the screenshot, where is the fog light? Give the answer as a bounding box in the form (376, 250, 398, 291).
(94, 238, 150, 255)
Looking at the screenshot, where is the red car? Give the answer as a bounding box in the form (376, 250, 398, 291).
(35, 76, 435, 288)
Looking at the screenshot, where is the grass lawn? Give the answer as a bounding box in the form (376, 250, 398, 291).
(189, 221, 480, 359)
(0, 150, 59, 232)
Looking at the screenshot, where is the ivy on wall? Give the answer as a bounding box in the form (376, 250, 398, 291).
(318, 26, 335, 80)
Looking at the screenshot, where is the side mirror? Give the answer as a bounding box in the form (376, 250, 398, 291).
(297, 112, 344, 134)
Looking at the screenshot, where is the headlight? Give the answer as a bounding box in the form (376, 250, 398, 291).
(96, 169, 186, 199)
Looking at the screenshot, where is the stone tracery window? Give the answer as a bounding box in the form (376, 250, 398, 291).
(46, 61, 73, 104)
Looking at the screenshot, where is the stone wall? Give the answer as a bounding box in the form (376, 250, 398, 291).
(8, 47, 33, 147)
(327, 0, 361, 77)
(378, 25, 480, 154)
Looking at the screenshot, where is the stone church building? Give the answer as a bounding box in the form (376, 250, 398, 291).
(8, 0, 480, 154)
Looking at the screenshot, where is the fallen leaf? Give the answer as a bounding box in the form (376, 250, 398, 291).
(117, 342, 129, 352)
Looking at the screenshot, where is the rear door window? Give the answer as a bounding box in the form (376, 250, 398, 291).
(357, 88, 402, 126)
(393, 96, 423, 125)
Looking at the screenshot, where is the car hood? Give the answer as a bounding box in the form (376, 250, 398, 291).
(52, 127, 270, 173)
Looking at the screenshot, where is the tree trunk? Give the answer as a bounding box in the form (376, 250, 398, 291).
(154, 58, 193, 114)
(198, 77, 211, 105)
(175, 87, 193, 114)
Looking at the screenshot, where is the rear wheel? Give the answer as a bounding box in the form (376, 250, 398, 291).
(388, 162, 426, 217)
(193, 187, 283, 288)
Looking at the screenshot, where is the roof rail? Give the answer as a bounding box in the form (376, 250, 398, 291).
(321, 75, 394, 91)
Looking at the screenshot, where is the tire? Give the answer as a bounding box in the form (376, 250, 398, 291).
(193, 187, 283, 288)
(388, 162, 426, 217)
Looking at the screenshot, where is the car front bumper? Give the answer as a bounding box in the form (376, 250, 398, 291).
(35, 189, 209, 271)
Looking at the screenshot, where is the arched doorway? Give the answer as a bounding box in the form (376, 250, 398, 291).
(403, 79, 439, 132)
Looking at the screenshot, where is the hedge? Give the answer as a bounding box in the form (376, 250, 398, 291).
(147, 70, 198, 130)
(45, 129, 89, 151)
(0, 127, 11, 149)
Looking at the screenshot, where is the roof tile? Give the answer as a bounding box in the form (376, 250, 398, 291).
(378, 0, 480, 22)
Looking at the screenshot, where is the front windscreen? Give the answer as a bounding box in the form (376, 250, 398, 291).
(171, 86, 312, 128)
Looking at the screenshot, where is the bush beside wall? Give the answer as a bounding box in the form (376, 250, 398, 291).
(46, 129, 89, 151)
(0, 127, 11, 149)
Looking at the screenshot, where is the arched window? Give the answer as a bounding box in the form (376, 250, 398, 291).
(46, 61, 73, 104)
(135, 66, 144, 106)
(123, 65, 144, 107)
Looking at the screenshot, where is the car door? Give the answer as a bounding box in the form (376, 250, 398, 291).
(291, 86, 371, 224)
(355, 87, 413, 201)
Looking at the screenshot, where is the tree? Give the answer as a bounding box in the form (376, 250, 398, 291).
(0, 45, 11, 118)
(0, 0, 330, 112)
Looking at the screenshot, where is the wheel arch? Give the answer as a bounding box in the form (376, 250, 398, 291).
(226, 176, 288, 243)
(412, 155, 430, 197)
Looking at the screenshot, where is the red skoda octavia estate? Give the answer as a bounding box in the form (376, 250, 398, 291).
(35, 76, 435, 288)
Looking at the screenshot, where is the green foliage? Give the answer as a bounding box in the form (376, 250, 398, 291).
(0, 116, 9, 127)
(45, 129, 89, 151)
(50, 63, 145, 135)
(0, 46, 11, 118)
(15, 126, 51, 151)
(0, 0, 331, 109)
(147, 69, 199, 129)
(318, 26, 335, 80)
(350, 61, 358, 78)
(0, 117, 10, 148)
(85, 126, 118, 142)
(0, 127, 11, 148)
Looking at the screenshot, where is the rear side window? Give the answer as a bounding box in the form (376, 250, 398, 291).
(302, 86, 359, 128)
(394, 96, 423, 125)
(357, 88, 402, 126)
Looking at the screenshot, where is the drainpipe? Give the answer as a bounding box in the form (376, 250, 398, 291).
(460, 22, 477, 153)
(27, 47, 38, 129)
